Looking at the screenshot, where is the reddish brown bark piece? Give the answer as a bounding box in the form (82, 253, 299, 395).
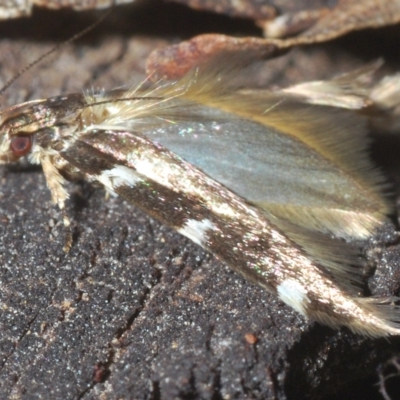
(0, 0, 336, 20)
(147, 0, 400, 79)
(261, 0, 400, 43)
(146, 33, 278, 80)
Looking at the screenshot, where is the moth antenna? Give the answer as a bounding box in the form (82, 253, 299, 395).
(0, 6, 114, 97)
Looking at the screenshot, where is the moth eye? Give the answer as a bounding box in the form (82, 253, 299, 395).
(10, 135, 32, 157)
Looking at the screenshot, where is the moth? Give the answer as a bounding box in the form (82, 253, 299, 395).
(0, 52, 398, 337)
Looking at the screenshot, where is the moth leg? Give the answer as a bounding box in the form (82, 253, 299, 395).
(41, 155, 73, 251)
(41, 155, 69, 209)
(104, 186, 117, 200)
(62, 226, 73, 253)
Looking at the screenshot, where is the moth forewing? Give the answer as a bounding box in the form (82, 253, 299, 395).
(0, 56, 399, 337)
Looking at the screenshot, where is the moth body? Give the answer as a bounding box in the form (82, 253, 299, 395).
(0, 59, 398, 337)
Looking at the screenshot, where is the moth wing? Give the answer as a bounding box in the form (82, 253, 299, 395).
(139, 99, 390, 240)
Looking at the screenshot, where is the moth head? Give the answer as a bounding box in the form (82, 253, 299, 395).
(0, 100, 45, 164)
(0, 95, 85, 164)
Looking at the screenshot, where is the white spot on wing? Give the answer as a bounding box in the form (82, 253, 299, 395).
(96, 165, 142, 194)
(178, 218, 216, 246)
(277, 279, 310, 316)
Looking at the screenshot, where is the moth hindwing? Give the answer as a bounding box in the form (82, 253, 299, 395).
(0, 55, 399, 337)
